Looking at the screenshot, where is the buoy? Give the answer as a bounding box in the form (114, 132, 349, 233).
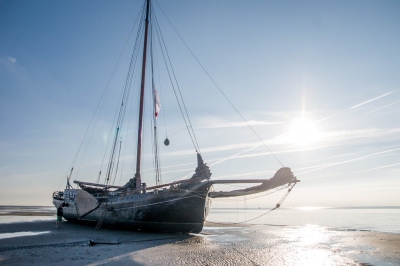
(164, 138, 170, 146)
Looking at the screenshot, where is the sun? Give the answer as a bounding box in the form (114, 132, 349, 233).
(289, 118, 319, 146)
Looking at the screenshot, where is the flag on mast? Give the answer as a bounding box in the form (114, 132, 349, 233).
(153, 87, 161, 118)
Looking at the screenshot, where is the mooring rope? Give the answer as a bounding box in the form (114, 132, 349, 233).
(205, 183, 297, 225)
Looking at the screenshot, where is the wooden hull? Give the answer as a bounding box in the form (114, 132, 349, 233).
(53, 181, 212, 233)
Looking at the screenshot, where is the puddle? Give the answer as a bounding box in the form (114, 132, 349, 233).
(0, 216, 54, 224)
(0, 231, 50, 240)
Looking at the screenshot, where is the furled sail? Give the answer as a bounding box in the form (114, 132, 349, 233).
(209, 167, 297, 198)
(153, 86, 161, 118)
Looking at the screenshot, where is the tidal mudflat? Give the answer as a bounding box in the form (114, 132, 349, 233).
(0, 219, 399, 265)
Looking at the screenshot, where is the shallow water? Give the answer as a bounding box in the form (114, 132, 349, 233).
(0, 216, 55, 224)
(200, 224, 400, 266)
(0, 208, 398, 266)
(1, 205, 399, 234)
(207, 206, 400, 234)
(0, 206, 55, 224)
(0, 231, 50, 240)
(0, 206, 54, 214)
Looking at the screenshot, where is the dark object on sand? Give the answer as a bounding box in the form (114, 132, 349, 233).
(89, 240, 120, 246)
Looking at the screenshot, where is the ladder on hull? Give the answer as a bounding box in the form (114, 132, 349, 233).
(95, 208, 108, 230)
(95, 182, 110, 230)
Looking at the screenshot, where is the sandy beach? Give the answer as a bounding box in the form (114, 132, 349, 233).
(0, 217, 399, 266)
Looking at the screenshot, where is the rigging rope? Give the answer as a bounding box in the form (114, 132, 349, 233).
(206, 183, 297, 225)
(149, 6, 163, 185)
(103, 4, 148, 186)
(152, 7, 201, 153)
(101, 182, 295, 226)
(152, 26, 169, 139)
(58, 2, 146, 190)
(154, 0, 283, 167)
(112, 139, 123, 186)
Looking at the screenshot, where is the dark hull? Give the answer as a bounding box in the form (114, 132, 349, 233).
(53, 181, 212, 233)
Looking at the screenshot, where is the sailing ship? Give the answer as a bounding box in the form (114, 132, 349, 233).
(52, 0, 299, 233)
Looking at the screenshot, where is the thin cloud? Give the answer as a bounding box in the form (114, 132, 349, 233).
(8, 57, 17, 64)
(0, 56, 17, 64)
(222, 144, 341, 163)
(353, 162, 400, 174)
(0, 165, 13, 171)
(351, 89, 399, 109)
(156, 144, 336, 180)
(365, 101, 400, 114)
(9, 173, 47, 180)
(200, 118, 283, 128)
(265, 127, 400, 148)
(142, 161, 195, 172)
(212, 169, 275, 180)
(177, 145, 260, 180)
(320, 127, 400, 144)
(160, 167, 195, 175)
(315, 90, 399, 124)
(253, 110, 306, 118)
(315, 110, 346, 123)
(296, 147, 400, 176)
(161, 127, 400, 160)
(210, 144, 260, 167)
(299, 144, 400, 165)
(293, 152, 397, 175)
(161, 142, 259, 157)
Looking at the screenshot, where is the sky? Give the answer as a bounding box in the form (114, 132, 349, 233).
(1, 0, 399, 208)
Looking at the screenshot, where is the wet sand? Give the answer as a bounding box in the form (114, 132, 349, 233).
(0, 219, 399, 265)
(0, 207, 55, 216)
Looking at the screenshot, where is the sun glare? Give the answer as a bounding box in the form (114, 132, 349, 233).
(289, 118, 320, 146)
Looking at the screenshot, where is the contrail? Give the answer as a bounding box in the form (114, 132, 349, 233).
(353, 162, 400, 174)
(365, 100, 400, 114)
(295, 147, 400, 176)
(351, 89, 399, 109)
(177, 145, 261, 180)
(171, 89, 399, 173)
(210, 145, 260, 167)
(298, 144, 400, 164)
(246, 90, 397, 164)
(315, 110, 347, 124)
(316, 89, 399, 123)
(230, 144, 340, 161)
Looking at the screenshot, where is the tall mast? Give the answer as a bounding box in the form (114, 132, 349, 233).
(134, 0, 150, 189)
